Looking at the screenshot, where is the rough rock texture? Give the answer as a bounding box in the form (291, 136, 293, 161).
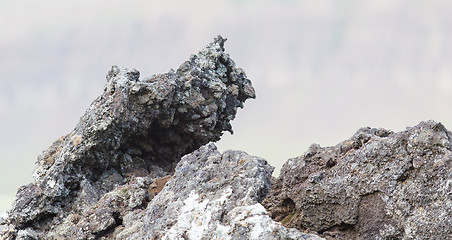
(114, 143, 323, 240)
(0, 36, 262, 239)
(0, 36, 322, 240)
(3, 36, 450, 240)
(264, 120, 452, 239)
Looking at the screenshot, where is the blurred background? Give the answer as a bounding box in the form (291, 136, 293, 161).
(1, 0, 452, 212)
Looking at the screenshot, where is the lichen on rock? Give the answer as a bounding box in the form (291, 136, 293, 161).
(1, 36, 258, 239)
(114, 143, 322, 240)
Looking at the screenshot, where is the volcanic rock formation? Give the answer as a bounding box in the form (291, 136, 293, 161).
(0, 36, 322, 240)
(112, 143, 321, 240)
(263, 120, 452, 239)
(1, 36, 451, 240)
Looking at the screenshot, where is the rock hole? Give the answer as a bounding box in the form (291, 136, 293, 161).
(326, 158, 336, 168)
(282, 198, 295, 211)
(93, 212, 123, 239)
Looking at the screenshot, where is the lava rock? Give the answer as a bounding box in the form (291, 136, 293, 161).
(115, 143, 323, 240)
(1, 36, 256, 239)
(264, 120, 452, 240)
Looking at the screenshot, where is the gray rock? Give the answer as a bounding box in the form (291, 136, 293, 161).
(115, 143, 323, 240)
(264, 120, 452, 240)
(6, 35, 449, 240)
(1, 36, 256, 239)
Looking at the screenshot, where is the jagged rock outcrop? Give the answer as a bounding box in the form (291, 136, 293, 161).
(0, 36, 322, 240)
(114, 143, 322, 240)
(2, 36, 450, 240)
(264, 120, 452, 239)
(0, 36, 259, 239)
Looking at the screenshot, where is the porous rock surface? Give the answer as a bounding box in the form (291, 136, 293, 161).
(0, 36, 322, 240)
(0, 36, 287, 239)
(115, 143, 322, 240)
(2, 35, 450, 240)
(264, 120, 452, 239)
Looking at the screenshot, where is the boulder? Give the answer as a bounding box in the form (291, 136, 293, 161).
(114, 143, 322, 240)
(264, 120, 452, 239)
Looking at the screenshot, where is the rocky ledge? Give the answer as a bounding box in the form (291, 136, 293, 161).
(1, 37, 451, 240)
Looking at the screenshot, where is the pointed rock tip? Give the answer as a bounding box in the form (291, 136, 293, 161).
(213, 35, 227, 51)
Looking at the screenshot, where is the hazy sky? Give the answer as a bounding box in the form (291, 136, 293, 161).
(1, 0, 452, 212)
